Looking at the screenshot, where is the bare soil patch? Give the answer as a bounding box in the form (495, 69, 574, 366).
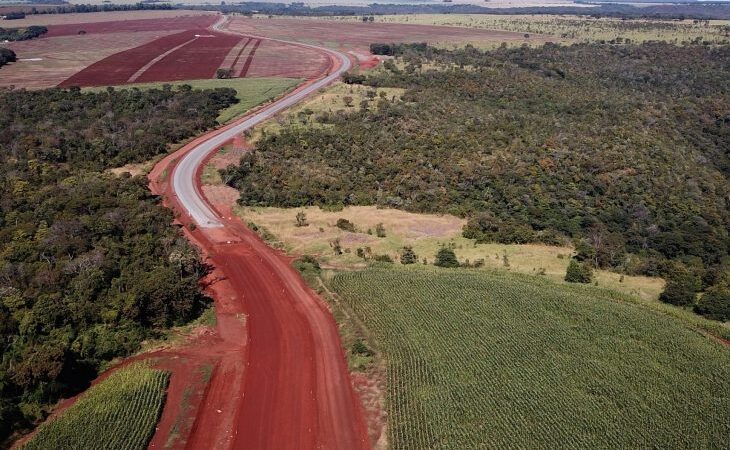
(2, 9, 212, 28)
(0, 31, 169, 89)
(227, 16, 547, 51)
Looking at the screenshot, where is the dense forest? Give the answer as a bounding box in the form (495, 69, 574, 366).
(0, 26, 47, 42)
(224, 43, 730, 319)
(0, 85, 238, 443)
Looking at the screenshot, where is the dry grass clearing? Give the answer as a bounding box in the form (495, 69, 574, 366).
(236, 205, 665, 301)
(328, 14, 730, 46)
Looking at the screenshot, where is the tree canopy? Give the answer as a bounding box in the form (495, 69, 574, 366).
(0, 85, 238, 443)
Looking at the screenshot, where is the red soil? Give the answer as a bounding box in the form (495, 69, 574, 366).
(58, 29, 200, 87)
(135, 31, 242, 83)
(227, 16, 548, 49)
(243, 40, 330, 79)
(144, 52, 371, 448)
(58, 28, 241, 87)
(44, 15, 217, 37)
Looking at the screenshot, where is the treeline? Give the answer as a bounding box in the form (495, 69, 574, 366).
(224, 42, 729, 321)
(4, 2, 172, 17)
(0, 85, 238, 443)
(0, 48, 16, 68)
(192, 1, 730, 20)
(0, 26, 48, 42)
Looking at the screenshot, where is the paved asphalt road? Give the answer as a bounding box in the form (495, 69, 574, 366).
(172, 26, 352, 228)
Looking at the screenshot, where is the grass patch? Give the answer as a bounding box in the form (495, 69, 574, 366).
(330, 267, 730, 449)
(235, 205, 664, 301)
(84, 77, 302, 124)
(21, 361, 169, 450)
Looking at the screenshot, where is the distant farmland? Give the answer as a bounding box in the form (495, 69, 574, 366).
(331, 268, 730, 449)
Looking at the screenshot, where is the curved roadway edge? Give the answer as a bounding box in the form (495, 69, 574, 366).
(173, 16, 351, 228)
(150, 14, 371, 450)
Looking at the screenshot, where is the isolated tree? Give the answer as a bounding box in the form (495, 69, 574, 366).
(434, 247, 459, 268)
(216, 68, 232, 79)
(400, 246, 418, 264)
(295, 211, 308, 227)
(375, 223, 386, 238)
(565, 259, 592, 283)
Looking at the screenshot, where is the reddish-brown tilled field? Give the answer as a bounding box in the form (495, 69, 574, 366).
(244, 40, 330, 79)
(226, 16, 543, 49)
(44, 15, 217, 37)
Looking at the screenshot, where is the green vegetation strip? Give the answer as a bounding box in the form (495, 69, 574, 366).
(22, 362, 170, 450)
(83, 77, 302, 123)
(331, 267, 730, 449)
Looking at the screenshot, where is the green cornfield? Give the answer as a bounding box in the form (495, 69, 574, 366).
(331, 268, 730, 449)
(22, 361, 170, 450)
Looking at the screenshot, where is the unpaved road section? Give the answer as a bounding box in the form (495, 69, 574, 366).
(152, 16, 370, 450)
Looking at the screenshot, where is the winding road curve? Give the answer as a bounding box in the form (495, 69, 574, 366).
(174, 19, 351, 228)
(160, 15, 370, 450)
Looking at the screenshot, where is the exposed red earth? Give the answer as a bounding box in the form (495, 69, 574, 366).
(243, 40, 330, 79)
(58, 27, 243, 87)
(144, 25, 370, 449)
(226, 16, 548, 48)
(135, 31, 242, 83)
(44, 15, 217, 37)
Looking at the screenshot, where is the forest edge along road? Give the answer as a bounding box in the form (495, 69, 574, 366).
(149, 15, 370, 450)
(172, 17, 352, 229)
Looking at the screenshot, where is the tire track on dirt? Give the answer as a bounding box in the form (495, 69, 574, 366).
(237, 38, 261, 78)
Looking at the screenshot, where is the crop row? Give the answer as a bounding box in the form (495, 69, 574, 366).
(22, 361, 170, 450)
(331, 268, 730, 449)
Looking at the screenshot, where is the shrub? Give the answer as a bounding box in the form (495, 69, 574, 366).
(375, 223, 386, 238)
(694, 286, 730, 321)
(0, 47, 16, 67)
(434, 247, 459, 268)
(216, 68, 232, 79)
(351, 339, 373, 356)
(374, 254, 394, 263)
(400, 246, 418, 265)
(336, 218, 356, 232)
(295, 211, 308, 227)
(565, 259, 592, 283)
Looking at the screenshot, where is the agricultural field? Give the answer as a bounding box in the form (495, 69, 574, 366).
(21, 362, 170, 450)
(329, 267, 730, 449)
(0, 10, 213, 28)
(58, 25, 242, 87)
(329, 14, 730, 46)
(225, 15, 542, 52)
(0, 12, 219, 88)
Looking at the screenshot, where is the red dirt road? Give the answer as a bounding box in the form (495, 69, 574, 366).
(146, 23, 371, 449)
